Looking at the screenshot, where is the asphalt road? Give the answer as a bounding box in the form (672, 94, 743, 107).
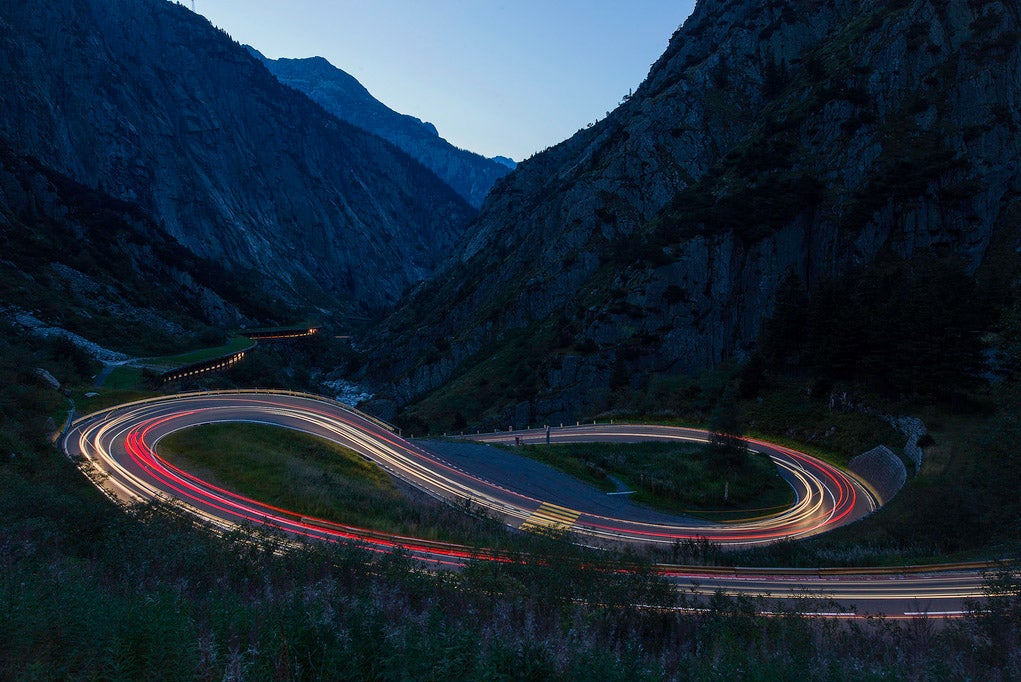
(63, 390, 996, 618)
(466, 425, 877, 546)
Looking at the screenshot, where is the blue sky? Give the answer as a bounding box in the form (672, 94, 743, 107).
(193, 1, 697, 160)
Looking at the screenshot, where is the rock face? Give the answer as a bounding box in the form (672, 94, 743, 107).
(370, 0, 1021, 428)
(0, 0, 477, 317)
(0, 140, 275, 352)
(252, 49, 514, 208)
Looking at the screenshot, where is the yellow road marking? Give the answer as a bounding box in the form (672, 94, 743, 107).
(520, 502, 581, 532)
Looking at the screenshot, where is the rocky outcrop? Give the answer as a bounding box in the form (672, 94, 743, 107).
(0, 0, 476, 318)
(887, 416, 927, 473)
(253, 50, 514, 208)
(14, 309, 131, 364)
(369, 0, 1021, 426)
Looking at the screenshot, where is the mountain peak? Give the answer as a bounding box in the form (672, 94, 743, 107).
(253, 51, 512, 208)
(491, 156, 517, 169)
(1, 0, 477, 320)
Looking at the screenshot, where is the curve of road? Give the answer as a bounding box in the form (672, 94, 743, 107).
(63, 390, 994, 618)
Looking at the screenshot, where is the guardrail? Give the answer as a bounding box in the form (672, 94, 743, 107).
(240, 327, 321, 341)
(69, 387, 400, 434)
(159, 348, 251, 384)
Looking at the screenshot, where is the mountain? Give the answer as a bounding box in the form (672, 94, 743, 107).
(0, 139, 281, 354)
(251, 49, 514, 208)
(490, 157, 517, 170)
(367, 0, 1021, 428)
(0, 0, 477, 320)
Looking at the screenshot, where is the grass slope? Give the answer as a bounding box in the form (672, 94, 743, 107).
(509, 441, 794, 520)
(158, 422, 516, 547)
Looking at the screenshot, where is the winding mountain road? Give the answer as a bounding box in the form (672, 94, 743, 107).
(63, 390, 994, 618)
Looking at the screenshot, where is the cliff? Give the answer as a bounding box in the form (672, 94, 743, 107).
(0, 0, 477, 318)
(0, 139, 278, 353)
(252, 50, 514, 208)
(368, 0, 1021, 428)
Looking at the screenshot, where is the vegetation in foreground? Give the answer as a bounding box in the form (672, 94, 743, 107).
(3, 449, 1021, 680)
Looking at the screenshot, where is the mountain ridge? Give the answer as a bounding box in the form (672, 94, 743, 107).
(0, 0, 477, 320)
(251, 48, 514, 209)
(365, 0, 1021, 429)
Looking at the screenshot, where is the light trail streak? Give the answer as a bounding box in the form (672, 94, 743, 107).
(62, 390, 997, 617)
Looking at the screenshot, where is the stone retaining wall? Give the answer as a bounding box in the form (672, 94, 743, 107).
(848, 445, 907, 506)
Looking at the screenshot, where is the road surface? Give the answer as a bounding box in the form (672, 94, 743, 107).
(63, 390, 996, 618)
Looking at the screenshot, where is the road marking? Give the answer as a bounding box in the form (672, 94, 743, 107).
(520, 502, 581, 532)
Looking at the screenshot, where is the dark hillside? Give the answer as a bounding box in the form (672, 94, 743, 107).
(0, 139, 282, 353)
(0, 0, 476, 318)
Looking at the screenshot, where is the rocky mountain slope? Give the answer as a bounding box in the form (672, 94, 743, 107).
(252, 49, 514, 209)
(0, 0, 476, 319)
(368, 0, 1021, 428)
(0, 139, 280, 353)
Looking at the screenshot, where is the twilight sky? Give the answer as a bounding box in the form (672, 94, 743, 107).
(192, 1, 697, 161)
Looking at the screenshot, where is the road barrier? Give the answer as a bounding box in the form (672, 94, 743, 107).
(240, 326, 321, 341)
(69, 388, 399, 434)
(159, 348, 251, 384)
